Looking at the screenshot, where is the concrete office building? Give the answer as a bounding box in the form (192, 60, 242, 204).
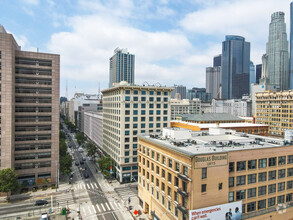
(84, 111, 103, 148)
(213, 54, 221, 67)
(289, 2, 293, 89)
(211, 98, 252, 117)
(176, 113, 245, 124)
(251, 84, 277, 116)
(187, 88, 211, 101)
(221, 35, 250, 99)
(255, 64, 262, 84)
(138, 127, 293, 220)
(60, 100, 70, 120)
(171, 85, 186, 100)
(77, 102, 102, 132)
(109, 48, 135, 88)
(170, 99, 201, 120)
(262, 12, 290, 91)
(102, 82, 173, 183)
(0, 25, 60, 186)
(256, 90, 293, 137)
(206, 66, 221, 99)
(249, 61, 256, 93)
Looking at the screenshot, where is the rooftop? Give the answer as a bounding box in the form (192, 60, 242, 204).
(171, 120, 268, 128)
(178, 113, 244, 122)
(138, 127, 287, 157)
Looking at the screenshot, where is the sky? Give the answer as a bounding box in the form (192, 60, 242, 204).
(1, 0, 292, 99)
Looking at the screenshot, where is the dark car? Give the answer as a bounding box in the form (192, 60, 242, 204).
(75, 161, 80, 166)
(80, 160, 84, 165)
(83, 172, 89, 178)
(35, 200, 48, 206)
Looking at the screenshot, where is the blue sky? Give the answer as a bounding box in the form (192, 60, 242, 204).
(1, 0, 292, 98)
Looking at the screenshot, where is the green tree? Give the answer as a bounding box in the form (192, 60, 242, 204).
(60, 153, 73, 175)
(0, 168, 20, 200)
(97, 156, 114, 177)
(75, 132, 85, 144)
(59, 139, 67, 157)
(86, 142, 97, 159)
(59, 130, 66, 140)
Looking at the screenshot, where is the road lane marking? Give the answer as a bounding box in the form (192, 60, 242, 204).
(90, 183, 94, 189)
(87, 205, 92, 214)
(94, 183, 98, 188)
(87, 183, 90, 189)
(117, 203, 122, 209)
(101, 203, 106, 212)
(105, 202, 110, 210)
(96, 204, 101, 212)
(110, 202, 116, 209)
(92, 205, 97, 214)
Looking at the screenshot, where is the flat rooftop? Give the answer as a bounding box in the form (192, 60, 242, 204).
(178, 113, 244, 122)
(138, 128, 287, 156)
(171, 120, 268, 128)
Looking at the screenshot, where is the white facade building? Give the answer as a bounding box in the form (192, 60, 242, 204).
(170, 98, 201, 120)
(84, 111, 103, 148)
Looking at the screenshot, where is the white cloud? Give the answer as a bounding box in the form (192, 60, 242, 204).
(22, 0, 39, 5)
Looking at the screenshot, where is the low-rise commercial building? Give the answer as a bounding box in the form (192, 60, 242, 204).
(84, 111, 103, 148)
(170, 121, 269, 136)
(255, 90, 293, 137)
(77, 103, 102, 132)
(170, 99, 201, 120)
(176, 113, 245, 124)
(138, 127, 293, 220)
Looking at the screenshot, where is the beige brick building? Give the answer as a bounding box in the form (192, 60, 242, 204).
(0, 25, 59, 186)
(138, 127, 293, 220)
(255, 90, 293, 137)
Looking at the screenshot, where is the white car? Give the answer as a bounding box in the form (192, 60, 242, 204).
(78, 148, 83, 152)
(41, 213, 48, 220)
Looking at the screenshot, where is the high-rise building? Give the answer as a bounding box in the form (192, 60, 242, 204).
(170, 98, 201, 120)
(221, 35, 250, 99)
(255, 64, 262, 84)
(206, 66, 221, 99)
(213, 54, 221, 67)
(171, 85, 186, 99)
(0, 25, 60, 186)
(77, 103, 102, 132)
(187, 87, 211, 101)
(109, 48, 135, 88)
(102, 82, 173, 183)
(262, 12, 289, 90)
(289, 2, 293, 89)
(84, 111, 103, 149)
(249, 61, 255, 93)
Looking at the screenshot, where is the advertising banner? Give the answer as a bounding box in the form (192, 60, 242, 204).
(189, 201, 242, 220)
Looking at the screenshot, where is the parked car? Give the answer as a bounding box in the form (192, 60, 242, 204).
(82, 157, 86, 161)
(75, 161, 80, 166)
(83, 172, 89, 178)
(35, 200, 48, 206)
(41, 213, 48, 220)
(78, 148, 83, 152)
(80, 160, 84, 165)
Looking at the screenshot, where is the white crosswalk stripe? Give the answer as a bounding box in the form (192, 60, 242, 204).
(96, 204, 101, 212)
(87, 183, 90, 189)
(87, 205, 92, 214)
(90, 183, 94, 189)
(117, 203, 122, 209)
(105, 202, 111, 211)
(92, 205, 97, 214)
(94, 183, 98, 188)
(101, 203, 106, 212)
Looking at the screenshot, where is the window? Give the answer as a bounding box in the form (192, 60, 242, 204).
(268, 197, 276, 207)
(288, 180, 293, 189)
(133, 97, 138, 101)
(174, 177, 179, 187)
(176, 162, 180, 172)
(278, 182, 285, 192)
(269, 170, 276, 180)
(258, 172, 267, 182)
(161, 182, 165, 191)
(162, 156, 166, 164)
(156, 179, 159, 187)
(168, 173, 172, 182)
(125, 90, 130, 94)
(258, 186, 267, 196)
(278, 195, 285, 204)
(168, 159, 172, 168)
(183, 181, 187, 192)
(142, 90, 146, 95)
(156, 166, 160, 175)
(268, 184, 276, 194)
(237, 161, 246, 171)
(288, 155, 293, 164)
(162, 169, 165, 178)
(201, 184, 206, 193)
(278, 169, 286, 179)
(286, 193, 293, 202)
(156, 191, 159, 200)
(168, 201, 171, 211)
(258, 199, 266, 210)
(278, 156, 286, 165)
(183, 166, 188, 176)
(219, 183, 222, 190)
(229, 177, 234, 187)
(247, 188, 256, 198)
(174, 191, 178, 202)
(247, 202, 256, 212)
(269, 157, 276, 167)
(236, 175, 246, 186)
(229, 192, 234, 202)
(248, 160, 256, 169)
(236, 190, 245, 200)
(248, 174, 256, 184)
(202, 168, 207, 179)
(259, 158, 267, 168)
(157, 153, 160, 161)
(167, 187, 171, 196)
(229, 162, 234, 172)
(125, 96, 130, 101)
(149, 91, 154, 95)
(288, 168, 293, 177)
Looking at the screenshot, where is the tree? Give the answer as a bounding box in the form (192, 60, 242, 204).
(59, 139, 67, 157)
(0, 168, 20, 200)
(60, 153, 73, 175)
(59, 130, 66, 140)
(97, 156, 115, 177)
(86, 142, 97, 159)
(75, 132, 85, 145)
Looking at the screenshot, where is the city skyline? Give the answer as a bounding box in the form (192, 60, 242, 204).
(1, 0, 292, 98)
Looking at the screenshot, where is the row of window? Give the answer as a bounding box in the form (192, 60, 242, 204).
(229, 155, 293, 172)
(125, 116, 168, 122)
(125, 103, 168, 108)
(125, 110, 168, 115)
(125, 90, 169, 96)
(125, 96, 168, 102)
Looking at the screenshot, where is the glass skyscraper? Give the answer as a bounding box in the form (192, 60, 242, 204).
(109, 48, 135, 88)
(262, 12, 289, 90)
(221, 35, 250, 99)
(249, 61, 255, 93)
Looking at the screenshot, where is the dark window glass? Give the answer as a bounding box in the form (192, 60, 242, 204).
(248, 160, 256, 169)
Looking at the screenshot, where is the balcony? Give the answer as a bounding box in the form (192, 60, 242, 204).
(176, 204, 188, 214)
(177, 188, 188, 197)
(177, 173, 190, 182)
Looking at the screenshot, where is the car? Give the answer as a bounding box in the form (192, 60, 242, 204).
(80, 160, 84, 165)
(41, 213, 48, 220)
(82, 157, 86, 161)
(78, 148, 83, 152)
(35, 200, 48, 206)
(83, 172, 89, 178)
(75, 161, 80, 166)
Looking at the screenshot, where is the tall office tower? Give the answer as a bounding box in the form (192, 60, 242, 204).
(213, 54, 221, 67)
(102, 82, 172, 183)
(108, 48, 135, 88)
(255, 64, 262, 84)
(290, 2, 293, 89)
(249, 61, 255, 93)
(262, 12, 289, 90)
(206, 66, 221, 99)
(0, 25, 60, 186)
(171, 85, 186, 99)
(221, 35, 250, 99)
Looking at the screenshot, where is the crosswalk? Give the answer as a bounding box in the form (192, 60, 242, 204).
(80, 201, 123, 215)
(115, 186, 138, 200)
(73, 182, 100, 191)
